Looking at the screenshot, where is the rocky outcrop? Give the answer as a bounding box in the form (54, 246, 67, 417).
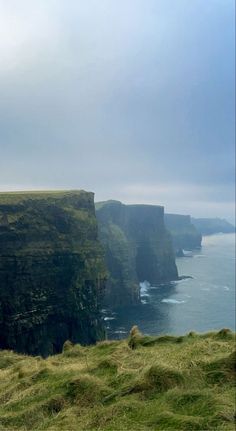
(96, 201, 178, 308)
(164, 214, 202, 253)
(0, 191, 106, 356)
(191, 217, 235, 236)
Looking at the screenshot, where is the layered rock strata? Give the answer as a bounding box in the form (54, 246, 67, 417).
(96, 201, 178, 307)
(0, 191, 106, 356)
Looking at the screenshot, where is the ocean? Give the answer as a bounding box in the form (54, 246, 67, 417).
(104, 233, 235, 338)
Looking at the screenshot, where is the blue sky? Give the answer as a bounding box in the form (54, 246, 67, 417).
(0, 0, 235, 221)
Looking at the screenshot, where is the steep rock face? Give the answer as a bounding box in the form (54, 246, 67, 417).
(0, 191, 106, 356)
(191, 217, 235, 236)
(164, 214, 202, 252)
(96, 201, 178, 308)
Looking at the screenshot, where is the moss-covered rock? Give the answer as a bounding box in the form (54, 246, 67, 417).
(0, 191, 107, 356)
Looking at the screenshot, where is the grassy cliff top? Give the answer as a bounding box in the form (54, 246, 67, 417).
(0, 328, 235, 431)
(0, 190, 93, 204)
(95, 200, 164, 211)
(95, 200, 122, 209)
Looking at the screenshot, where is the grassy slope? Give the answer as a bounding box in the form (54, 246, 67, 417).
(0, 329, 235, 431)
(0, 190, 87, 199)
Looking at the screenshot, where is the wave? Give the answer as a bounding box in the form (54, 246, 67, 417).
(141, 299, 149, 304)
(140, 281, 151, 293)
(173, 278, 192, 285)
(161, 298, 186, 304)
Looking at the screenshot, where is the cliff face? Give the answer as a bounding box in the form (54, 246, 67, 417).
(164, 214, 202, 253)
(191, 217, 235, 236)
(96, 201, 178, 308)
(0, 191, 106, 356)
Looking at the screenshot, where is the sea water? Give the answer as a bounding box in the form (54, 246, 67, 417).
(104, 233, 235, 338)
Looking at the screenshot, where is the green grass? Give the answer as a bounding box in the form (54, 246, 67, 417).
(0, 190, 89, 204)
(0, 328, 235, 431)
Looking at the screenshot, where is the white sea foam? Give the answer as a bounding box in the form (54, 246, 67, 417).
(140, 280, 151, 294)
(141, 299, 148, 304)
(161, 298, 186, 304)
(104, 316, 116, 321)
(175, 278, 189, 284)
(140, 280, 151, 288)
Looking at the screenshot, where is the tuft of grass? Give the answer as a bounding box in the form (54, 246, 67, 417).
(66, 374, 111, 406)
(215, 328, 234, 340)
(126, 365, 184, 399)
(188, 331, 197, 338)
(62, 343, 84, 358)
(143, 365, 184, 392)
(93, 359, 118, 376)
(128, 325, 143, 349)
(204, 350, 236, 384)
(42, 395, 67, 415)
(0, 328, 235, 430)
(62, 340, 74, 352)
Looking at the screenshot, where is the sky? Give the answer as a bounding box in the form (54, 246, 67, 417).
(0, 0, 235, 221)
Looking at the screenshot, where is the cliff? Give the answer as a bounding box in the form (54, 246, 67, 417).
(0, 329, 235, 431)
(0, 191, 106, 356)
(164, 213, 202, 253)
(191, 217, 235, 236)
(96, 201, 178, 307)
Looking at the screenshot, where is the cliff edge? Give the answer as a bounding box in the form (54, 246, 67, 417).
(0, 191, 106, 356)
(164, 213, 202, 253)
(96, 201, 178, 307)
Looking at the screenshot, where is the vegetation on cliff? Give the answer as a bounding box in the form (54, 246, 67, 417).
(96, 201, 178, 308)
(0, 328, 235, 430)
(0, 191, 107, 356)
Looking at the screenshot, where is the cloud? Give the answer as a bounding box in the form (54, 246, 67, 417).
(0, 0, 234, 220)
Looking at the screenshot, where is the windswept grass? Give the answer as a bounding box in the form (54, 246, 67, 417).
(0, 328, 235, 430)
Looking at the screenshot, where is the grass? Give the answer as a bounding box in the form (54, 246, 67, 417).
(0, 190, 87, 198)
(0, 328, 235, 431)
